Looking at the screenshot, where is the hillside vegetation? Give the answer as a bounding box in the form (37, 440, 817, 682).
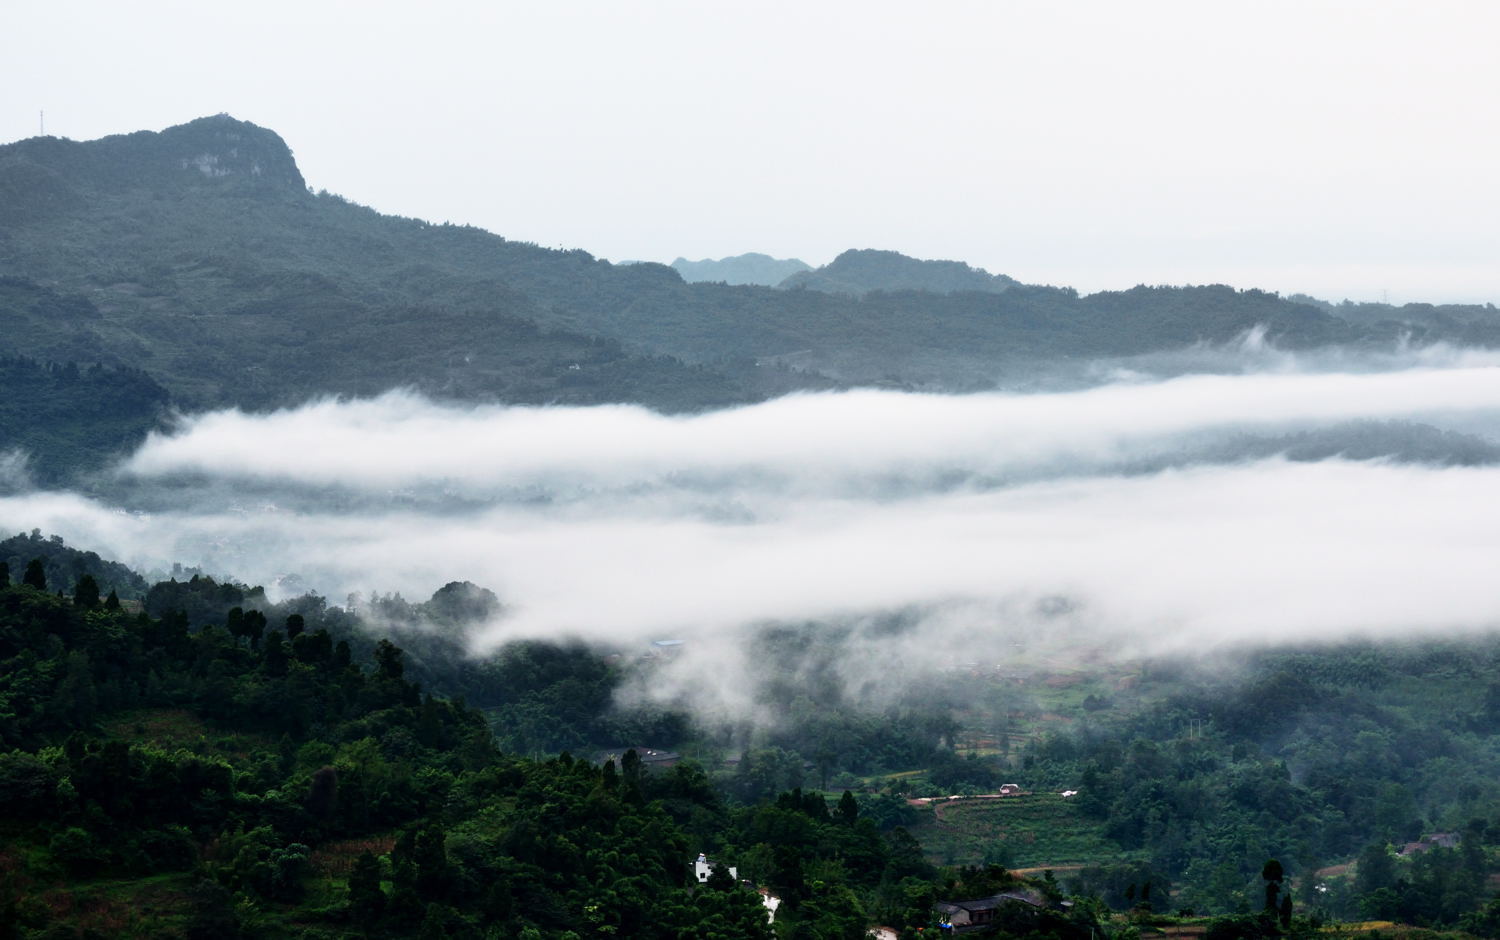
(3, 538, 1095, 939)
(8, 533, 1500, 935)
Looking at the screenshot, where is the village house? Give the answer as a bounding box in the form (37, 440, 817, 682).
(690, 854, 781, 924)
(934, 888, 1057, 933)
(692, 852, 737, 884)
(597, 747, 681, 770)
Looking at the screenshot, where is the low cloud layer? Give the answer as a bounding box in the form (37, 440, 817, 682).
(120, 365, 1500, 498)
(5, 358, 1500, 710)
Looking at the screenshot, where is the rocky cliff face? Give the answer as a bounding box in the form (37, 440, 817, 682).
(163, 114, 305, 188)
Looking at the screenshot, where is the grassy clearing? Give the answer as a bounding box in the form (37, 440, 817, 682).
(19, 869, 359, 938)
(18, 871, 195, 938)
(910, 792, 1127, 869)
(98, 707, 274, 763)
(1135, 923, 1210, 939)
(941, 661, 1168, 772)
(310, 833, 398, 876)
(99, 708, 209, 748)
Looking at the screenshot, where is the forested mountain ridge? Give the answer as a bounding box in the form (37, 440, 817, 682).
(4, 114, 1500, 429)
(0, 115, 788, 416)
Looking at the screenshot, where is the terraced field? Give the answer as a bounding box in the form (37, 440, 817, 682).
(910, 792, 1129, 868)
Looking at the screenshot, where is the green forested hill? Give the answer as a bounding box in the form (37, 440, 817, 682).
(0, 538, 1116, 940)
(11, 533, 1500, 935)
(0, 353, 170, 483)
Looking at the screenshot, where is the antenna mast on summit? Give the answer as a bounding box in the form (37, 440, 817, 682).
(39, 110, 44, 136)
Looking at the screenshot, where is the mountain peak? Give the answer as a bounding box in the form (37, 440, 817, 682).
(0, 113, 305, 204)
(142, 113, 306, 191)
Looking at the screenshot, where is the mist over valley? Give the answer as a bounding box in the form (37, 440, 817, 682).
(7, 349, 1500, 706)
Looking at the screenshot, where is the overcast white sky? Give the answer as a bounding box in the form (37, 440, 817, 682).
(4, 1, 1497, 303)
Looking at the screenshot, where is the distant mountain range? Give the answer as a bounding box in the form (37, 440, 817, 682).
(3, 115, 1500, 480)
(670, 253, 810, 286)
(663, 250, 1021, 295)
(779, 249, 1020, 296)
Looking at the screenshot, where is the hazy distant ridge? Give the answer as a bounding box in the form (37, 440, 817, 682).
(671, 252, 810, 286)
(779, 247, 1021, 296)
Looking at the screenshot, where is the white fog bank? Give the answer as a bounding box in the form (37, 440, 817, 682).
(120, 366, 1500, 495)
(5, 363, 1500, 670)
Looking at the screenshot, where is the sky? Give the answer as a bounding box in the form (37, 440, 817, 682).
(4, 1, 1497, 304)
